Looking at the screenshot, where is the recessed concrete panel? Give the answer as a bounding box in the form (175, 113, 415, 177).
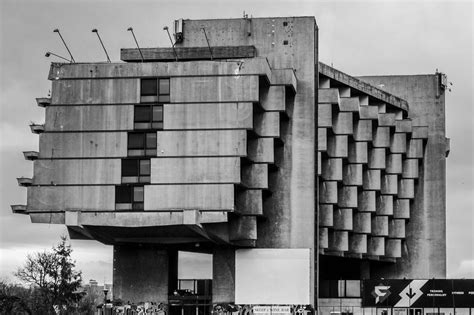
(33, 159, 121, 185)
(45, 105, 133, 131)
(164, 102, 253, 130)
(39, 132, 127, 158)
(156, 130, 247, 157)
(171, 75, 259, 103)
(144, 184, 234, 211)
(151, 157, 240, 184)
(52, 79, 139, 104)
(27, 186, 115, 211)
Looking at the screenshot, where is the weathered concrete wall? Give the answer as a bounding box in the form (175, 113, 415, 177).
(359, 74, 447, 278)
(113, 246, 170, 303)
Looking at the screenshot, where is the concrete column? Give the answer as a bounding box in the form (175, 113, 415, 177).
(113, 245, 169, 303)
(212, 247, 235, 304)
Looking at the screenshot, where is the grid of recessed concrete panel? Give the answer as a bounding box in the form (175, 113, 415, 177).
(318, 75, 428, 260)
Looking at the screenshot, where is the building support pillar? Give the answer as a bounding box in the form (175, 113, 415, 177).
(212, 247, 235, 304)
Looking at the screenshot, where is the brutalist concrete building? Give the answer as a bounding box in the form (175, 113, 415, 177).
(14, 16, 458, 314)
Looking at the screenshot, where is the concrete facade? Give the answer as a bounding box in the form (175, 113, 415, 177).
(13, 16, 447, 310)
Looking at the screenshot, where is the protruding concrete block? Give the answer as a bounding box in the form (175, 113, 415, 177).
(247, 138, 274, 163)
(381, 174, 398, 195)
(358, 191, 376, 212)
(368, 148, 386, 169)
(327, 135, 348, 158)
(319, 78, 330, 89)
(395, 120, 412, 133)
(348, 141, 368, 164)
(386, 154, 403, 174)
(261, 86, 285, 111)
(389, 219, 406, 238)
(390, 133, 407, 154)
(402, 159, 419, 179)
(319, 204, 334, 227)
(230, 215, 257, 242)
(373, 127, 390, 148)
(385, 239, 402, 258)
(318, 104, 333, 127)
(319, 227, 329, 249)
(332, 112, 353, 135)
(376, 195, 394, 216)
(338, 186, 358, 208)
(398, 179, 415, 199)
(328, 230, 349, 252)
(407, 139, 424, 158)
(333, 208, 353, 230)
(378, 113, 396, 127)
(322, 158, 343, 181)
(320, 181, 338, 204)
(359, 95, 369, 106)
(353, 212, 371, 233)
(343, 164, 363, 186)
(353, 120, 373, 142)
(359, 105, 379, 120)
(368, 236, 385, 256)
(363, 169, 381, 190)
(338, 86, 351, 98)
(319, 88, 339, 103)
(318, 152, 322, 176)
(236, 190, 263, 216)
(339, 97, 359, 112)
(411, 126, 429, 139)
(241, 164, 268, 189)
(394, 199, 410, 219)
(350, 234, 368, 254)
(318, 128, 327, 152)
(372, 216, 389, 236)
(254, 112, 280, 138)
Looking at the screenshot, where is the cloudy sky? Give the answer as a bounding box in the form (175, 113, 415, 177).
(0, 0, 472, 284)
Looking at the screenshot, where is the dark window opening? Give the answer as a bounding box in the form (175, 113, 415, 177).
(128, 132, 157, 156)
(140, 78, 170, 103)
(134, 105, 163, 130)
(283, 40, 289, 45)
(121, 159, 151, 183)
(115, 185, 144, 211)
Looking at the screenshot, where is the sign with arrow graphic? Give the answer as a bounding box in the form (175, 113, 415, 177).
(362, 279, 474, 308)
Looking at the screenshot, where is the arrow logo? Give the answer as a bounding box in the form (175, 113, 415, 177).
(372, 284, 391, 304)
(394, 280, 428, 307)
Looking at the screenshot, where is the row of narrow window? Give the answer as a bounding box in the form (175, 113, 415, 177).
(115, 78, 169, 211)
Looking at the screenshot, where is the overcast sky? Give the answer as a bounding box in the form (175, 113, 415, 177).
(0, 0, 472, 284)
